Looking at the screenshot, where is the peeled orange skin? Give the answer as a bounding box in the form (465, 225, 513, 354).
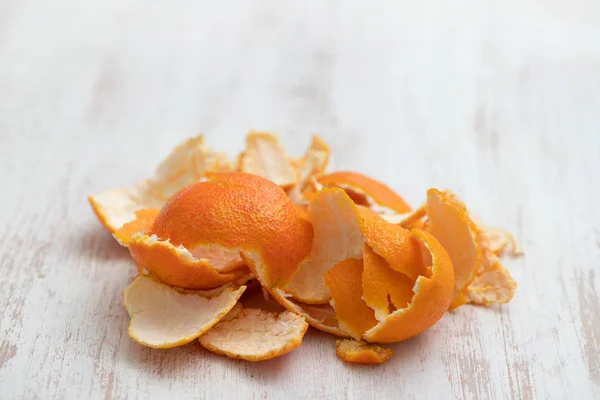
(362, 229, 455, 343)
(358, 207, 427, 280)
(285, 188, 364, 304)
(305, 171, 412, 215)
(425, 189, 482, 309)
(362, 243, 415, 322)
(128, 235, 249, 289)
(113, 208, 159, 246)
(149, 172, 313, 288)
(323, 258, 378, 340)
(335, 339, 393, 364)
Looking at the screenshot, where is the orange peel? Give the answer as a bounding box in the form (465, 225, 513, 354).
(425, 189, 481, 309)
(128, 234, 250, 289)
(113, 208, 159, 246)
(466, 227, 517, 305)
(481, 226, 524, 256)
(122, 274, 246, 349)
(287, 136, 330, 205)
(285, 188, 364, 304)
(150, 172, 313, 288)
(89, 136, 230, 233)
(362, 229, 455, 343)
(362, 244, 415, 321)
(237, 131, 297, 188)
(335, 339, 393, 364)
(199, 303, 309, 361)
(305, 171, 412, 216)
(424, 189, 517, 308)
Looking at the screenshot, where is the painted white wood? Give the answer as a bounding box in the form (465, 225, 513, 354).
(1, 0, 599, 398)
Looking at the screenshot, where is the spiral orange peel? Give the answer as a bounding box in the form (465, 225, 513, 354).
(122, 274, 246, 349)
(335, 339, 393, 364)
(89, 136, 231, 233)
(199, 303, 309, 361)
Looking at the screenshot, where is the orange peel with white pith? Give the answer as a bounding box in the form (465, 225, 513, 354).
(89, 136, 231, 233)
(335, 340, 393, 364)
(148, 172, 313, 288)
(287, 136, 330, 205)
(122, 274, 246, 349)
(303, 171, 412, 217)
(285, 188, 364, 304)
(199, 303, 309, 361)
(237, 131, 298, 188)
(424, 189, 517, 308)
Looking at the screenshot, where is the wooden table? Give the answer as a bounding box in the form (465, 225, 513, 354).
(1, 1, 599, 399)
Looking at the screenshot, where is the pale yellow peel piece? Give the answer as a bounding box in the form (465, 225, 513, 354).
(466, 227, 517, 305)
(285, 188, 364, 304)
(287, 136, 330, 205)
(199, 303, 309, 361)
(122, 275, 246, 349)
(243, 252, 349, 338)
(335, 339, 393, 364)
(237, 132, 297, 188)
(481, 227, 524, 256)
(89, 136, 230, 232)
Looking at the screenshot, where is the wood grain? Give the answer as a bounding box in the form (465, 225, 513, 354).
(1, 0, 599, 399)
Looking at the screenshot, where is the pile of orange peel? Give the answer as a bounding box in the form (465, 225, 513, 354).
(89, 132, 522, 364)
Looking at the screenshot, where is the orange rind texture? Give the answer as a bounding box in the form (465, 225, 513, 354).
(199, 303, 309, 361)
(122, 274, 246, 349)
(89, 136, 231, 233)
(335, 340, 394, 364)
(482, 226, 524, 256)
(150, 172, 313, 288)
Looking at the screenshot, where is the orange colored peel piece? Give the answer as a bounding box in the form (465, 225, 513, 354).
(425, 189, 481, 309)
(311, 171, 412, 215)
(114, 208, 159, 246)
(335, 339, 393, 364)
(362, 229, 455, 343)
(150, 172, 313, 288)
(324, 258, 378, 340)
(128, 235, 250, 290)
(362, 244, 415, 321)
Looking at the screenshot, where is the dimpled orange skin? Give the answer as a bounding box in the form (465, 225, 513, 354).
(358, 207, 427, 280)
(150, 172, 314, 287)
(362, 229, 455, 343)
(311, 171, 412, 214)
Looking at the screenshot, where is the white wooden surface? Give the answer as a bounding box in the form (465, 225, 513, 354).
(1, 1, 599, 399)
